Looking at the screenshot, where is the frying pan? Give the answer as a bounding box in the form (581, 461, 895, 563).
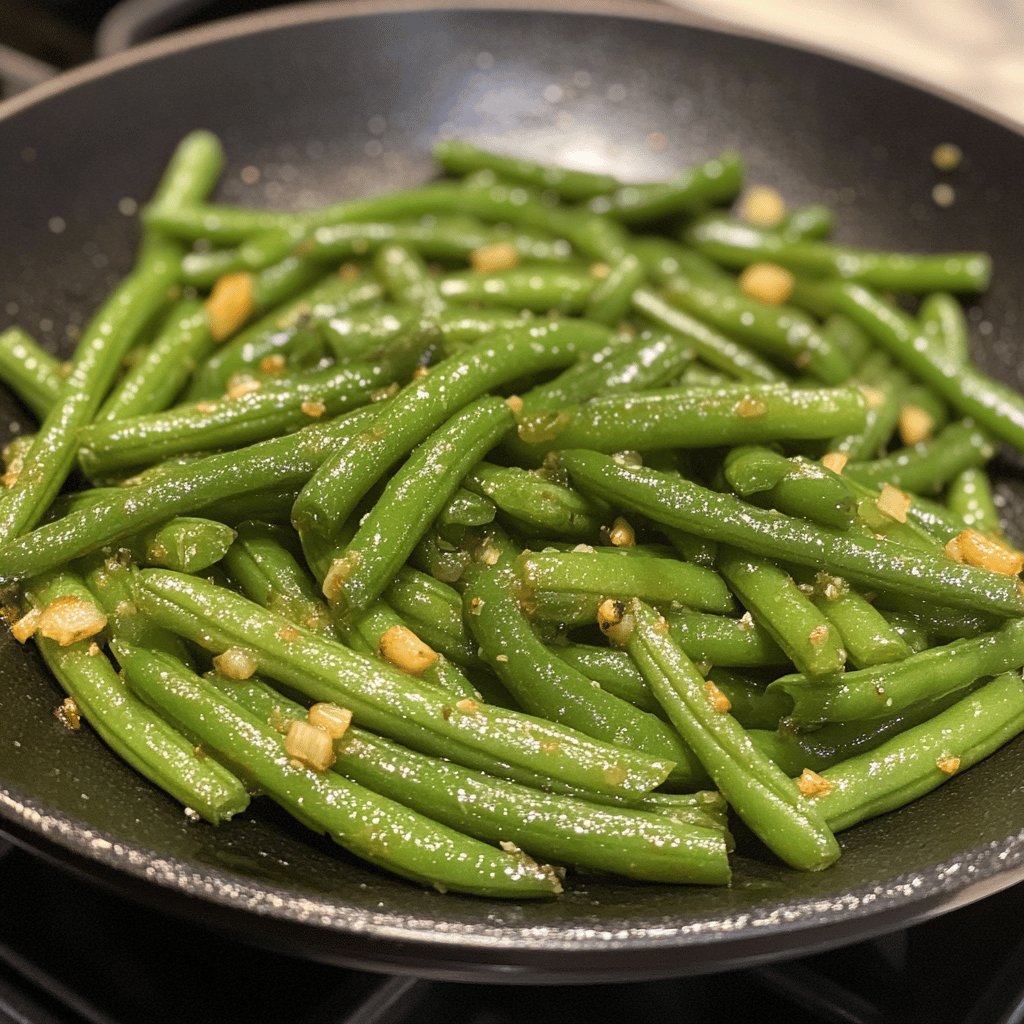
(2, 0, 1024, 984)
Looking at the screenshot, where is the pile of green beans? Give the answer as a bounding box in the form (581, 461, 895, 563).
(3, 132, 1023, 899)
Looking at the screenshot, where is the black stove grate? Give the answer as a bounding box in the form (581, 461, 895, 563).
(1, 836, 1023, 1024)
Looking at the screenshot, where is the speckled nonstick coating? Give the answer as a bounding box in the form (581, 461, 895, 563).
(1, 0, 1023, 983)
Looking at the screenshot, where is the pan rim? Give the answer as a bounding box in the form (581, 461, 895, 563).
(1, 0, 1022, 137)
(2, 0, 1024, 973)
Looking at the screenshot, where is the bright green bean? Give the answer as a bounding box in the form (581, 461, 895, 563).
(948, 467, 1001, 534)
(0, 327, 62, 419)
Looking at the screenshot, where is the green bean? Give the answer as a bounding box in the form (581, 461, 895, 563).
(517, 550, 735, 616)
(341, 600, 477, 701)
(382, 567, 477, 667)
(0, 133, 230, 540)
(0, 327, 62, 419)
(770, 618, 1024, 725)
(948, 467, 1001, 534)
(899, 384, 951, 435)
(723, 446, 857, 530)
(820, 314, 872, 370)
(625, 599, 840, 871)
(434, 308, 533, 350)
(663, 608, 788, 666)
(559, 450, 1024, 617)
(628, 239, 725, 289)
(126, 517, 235, 573)
(291, 320, 612, 546)
(515, 386, 866, 454)
(815, 673, 1024, 832)
(584, 254, 645, 325)
(318, 306, 439, 364)
(80, 345, 422, 477)
(685, 215, 991, 293)
(464, 462, 606, 540)
(662, 277, 851, 384)
(465, 563, 708, 790)
(116, 642, 561, 897)
(748, 684, 977, 776)
(221, 520, 333, 636)
(790, 279, 1024, 454)
(131, 569, 675, 798)
(631, 288, 783, 383)
(436, 487, 497, 544)
(434, 139, 620, 201)
(300, 218, 572, 269)
(518, 330, 695, 417)
(843, 420, 994, 495)
(840, 476, 947, 553)
(920, 292, 970, 365)
(550, 644, 788, 728)
(322, 398, 512, 615)
(548, 643, 661, 713)
(25, 570, 248, 824)
(222, 671, 728, 884)
(825, 362, 907, 460)
(781, 205, 834, 241)
(808, 575, 912, 669)
(873, 593, 1000, 641)
(591, 152, 743, 224)
(637, 789, 729, 825)
(98, 299, 213, 422)
(0, 405, 383, 581)
(877, 611, 932, 653)
(342, 726, 728, 883)
(438, 266, 597, 313)
(374, 243, 444, 314)
(717, 546, 846, 678)
(186, 276, 382, 401)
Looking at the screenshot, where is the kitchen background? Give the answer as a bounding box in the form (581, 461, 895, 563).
(0, 2, 1023, 1023)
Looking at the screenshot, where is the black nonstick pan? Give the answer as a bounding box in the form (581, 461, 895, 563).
(2, 0, 1024, 984)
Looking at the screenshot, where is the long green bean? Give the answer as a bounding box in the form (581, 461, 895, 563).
(0, 327, 62, 419)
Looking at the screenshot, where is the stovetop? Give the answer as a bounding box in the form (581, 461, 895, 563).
(2, 4, 1024, 1023)
(1, 832, 1022, 1024)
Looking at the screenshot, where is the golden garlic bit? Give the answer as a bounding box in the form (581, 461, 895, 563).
(378, 624, 439, 675)
(946, 529, 1024, 576)
(739, 262, 795, 306)
(740, 185, 786, 228)
(205, 272, 255, 342)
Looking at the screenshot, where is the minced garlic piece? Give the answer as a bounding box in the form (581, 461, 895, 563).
(735, 395, 768, 419)
(258, 353, 287, 376)
(504, 395, 524, 416)
(205, 272, 254, 341)
(808, 624, 830, 648)
(740, 185, 786, 227)
(213, 647, 258, 680)
(948, 529, 1024, 576)
(821, 452, 849, 475)
(11, 607, 41, 643)
(338, 262, 361, 281)
(470, 241, 520, 274)
(597, 598, 624, 632)
(936, 755, 961, 775)
(877, 484, 911, 523)
(37, 596, 107, 647)
(738, 262, 795, 305)
(412, 366, 430, 380)
(860, 386, 885, 409)
(379, 625, 438, 675)
(589, 262, 611, 279)
(307, 702, 352, 740)
(704, 680, 731, 714)
(54, 696, 81, 731)
(226, 374, 261, 400)
(284, 719, 335, 772)
(455, 698, 480, 713)
(608, 516, 636, 548)
(276, 626, 299, 642)
(898, 404, 935, 446)
(797, 768, 833, 798)
(300, 400, 327, 418)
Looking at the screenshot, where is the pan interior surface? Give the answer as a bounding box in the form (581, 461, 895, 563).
(1, 0, 1024, 979)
